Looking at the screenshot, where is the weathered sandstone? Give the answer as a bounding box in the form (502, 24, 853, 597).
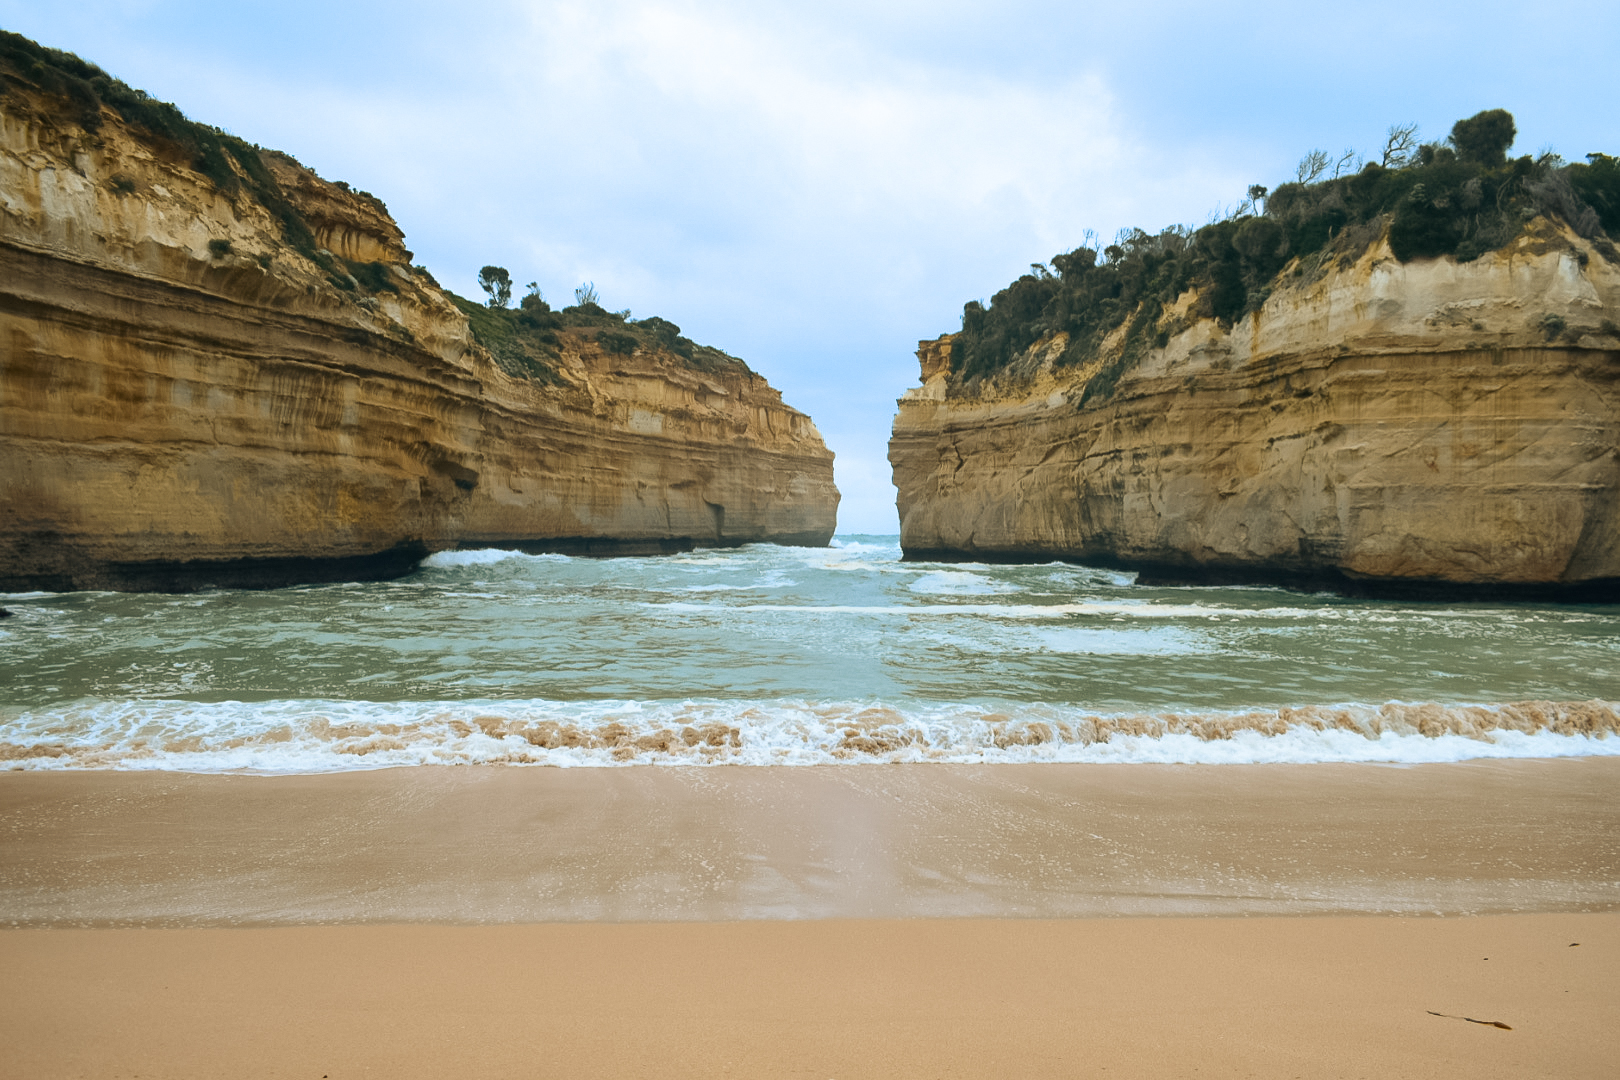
(0, 81, 837, 591)
(890, 223, 1620, 597)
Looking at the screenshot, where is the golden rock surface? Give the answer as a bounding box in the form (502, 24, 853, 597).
(0, 89, 838, 590)
(890, 224, 1619, 593)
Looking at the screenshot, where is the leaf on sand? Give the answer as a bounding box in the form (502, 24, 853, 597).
(1427, 1010, 1513, 1030)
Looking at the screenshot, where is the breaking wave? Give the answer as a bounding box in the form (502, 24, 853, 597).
(1, 698, 1615, 773)
(419, 548, 570, 568)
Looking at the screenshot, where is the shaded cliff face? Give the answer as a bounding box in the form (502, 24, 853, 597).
(0, 78, 837, 591)
(891, 223, 1620, 596)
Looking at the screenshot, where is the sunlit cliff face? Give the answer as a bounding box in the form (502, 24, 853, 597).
(0, 82, 837, 591)
(891, 223, 1620, 595)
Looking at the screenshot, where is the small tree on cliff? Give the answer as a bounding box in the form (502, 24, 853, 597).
(1449, 109, 1516, 168)
(478, 265, 512, 308)
(519, 282, 549, 313)
(1381, 122, 1421, 167)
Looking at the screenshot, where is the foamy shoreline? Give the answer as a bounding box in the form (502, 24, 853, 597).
(4, 696, 1617, 771)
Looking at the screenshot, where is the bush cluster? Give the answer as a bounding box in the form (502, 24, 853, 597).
(451, 280, 750, 383)
(344, 259, 398, 294)
(0, 30, 382, 294)
(951, 110, 1618, 394)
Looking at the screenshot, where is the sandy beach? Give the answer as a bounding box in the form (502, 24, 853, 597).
(1, 758, 1617, 1076)
(2, 914, 1614, 1079)
(3, 758, 1617, 923)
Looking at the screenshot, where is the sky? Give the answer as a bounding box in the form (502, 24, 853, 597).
(4, 1, 1617, 532)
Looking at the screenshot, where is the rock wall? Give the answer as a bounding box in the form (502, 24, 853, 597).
(890, 222, 1620, 597)
(0, 85, 837, 591)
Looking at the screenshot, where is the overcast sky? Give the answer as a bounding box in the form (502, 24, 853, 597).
(5, 1, 1617, 531)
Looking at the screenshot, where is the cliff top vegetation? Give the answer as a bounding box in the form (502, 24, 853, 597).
(0, 29, 748, 385)
(0, 30, 389, 288)
(450, 276, 752, 382)
(949, 109, 1620, 400)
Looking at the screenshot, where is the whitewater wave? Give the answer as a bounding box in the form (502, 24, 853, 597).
(907, 571, 1023, 596)
(1, 698, 1615, 773)
(420, 548, 573, 568)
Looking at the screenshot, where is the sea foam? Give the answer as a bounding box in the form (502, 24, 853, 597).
(420, 548, 571, 568)
(2, 698, 1615, 773)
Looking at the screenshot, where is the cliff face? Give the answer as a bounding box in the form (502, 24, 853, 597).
(890, 223, 1620, 596)
(0, 82, 837, 591)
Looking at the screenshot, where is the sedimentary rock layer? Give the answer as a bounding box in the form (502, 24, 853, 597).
(0, 83, 837, 591)
(890, 224, 1619, 596)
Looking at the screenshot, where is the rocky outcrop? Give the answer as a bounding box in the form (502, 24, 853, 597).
(890, 222, 1620, 598)
(0, 76, 837, 591)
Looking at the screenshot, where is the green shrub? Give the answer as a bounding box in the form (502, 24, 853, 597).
(636, 315, 696, 358)
(477, 265, 512, 308)
(519, 285, 550, 313)
(1450, 109, 1516, 167)
(517, 307, 559, 331)
(344, 259, 399, 294)
(1567, 153, 1620, 237)
(0, 30, 322, 262)
(948, 108, 1616, 399)
(206, 238, 232, 258)
(599, 331, 639, 355)
(1532, 313, 1567, 341)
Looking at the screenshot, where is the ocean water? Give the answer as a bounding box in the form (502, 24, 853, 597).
(1, 536, 1616, 772)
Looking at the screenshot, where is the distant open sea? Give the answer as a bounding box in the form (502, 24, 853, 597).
(2, 536, 1617, 771)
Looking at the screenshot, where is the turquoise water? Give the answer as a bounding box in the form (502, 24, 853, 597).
(1, 537, 1617, 770)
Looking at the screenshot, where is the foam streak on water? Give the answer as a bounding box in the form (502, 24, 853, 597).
(2, 537, 1617, 772)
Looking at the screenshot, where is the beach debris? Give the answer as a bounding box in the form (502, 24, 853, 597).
(1427, 1011, 1513, 1030)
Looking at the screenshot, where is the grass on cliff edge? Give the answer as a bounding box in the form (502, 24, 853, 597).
(0, 29, 407, 301)
(450, 291, 753, 384)
(2, 29, 755, 390)
(951, 109, 1620, 401)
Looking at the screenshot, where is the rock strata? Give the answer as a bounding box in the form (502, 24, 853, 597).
(0, 69, 837, 591)
(890, 223, 1620, 598)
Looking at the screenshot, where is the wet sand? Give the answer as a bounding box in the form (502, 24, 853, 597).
(1, 758, 1617, 922)
(2, 759, 1617, 1077)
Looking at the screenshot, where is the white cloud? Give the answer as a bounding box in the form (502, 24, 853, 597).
(400, 2, 1252, 532)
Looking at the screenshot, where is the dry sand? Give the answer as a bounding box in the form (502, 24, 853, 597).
(2, 915, 1615, 1078)
(2, 759, 1617, 1077)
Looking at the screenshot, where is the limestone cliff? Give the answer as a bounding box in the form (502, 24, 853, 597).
(0, 47, 837, 591)
(890, 222, 1620, 597)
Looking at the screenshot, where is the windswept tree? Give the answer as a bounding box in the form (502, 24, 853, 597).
(1295, 149, 1330, 185)
(574, 281, 600, 307)
(477, 265, 512, 308)
(1381, 123, 1420, 167)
